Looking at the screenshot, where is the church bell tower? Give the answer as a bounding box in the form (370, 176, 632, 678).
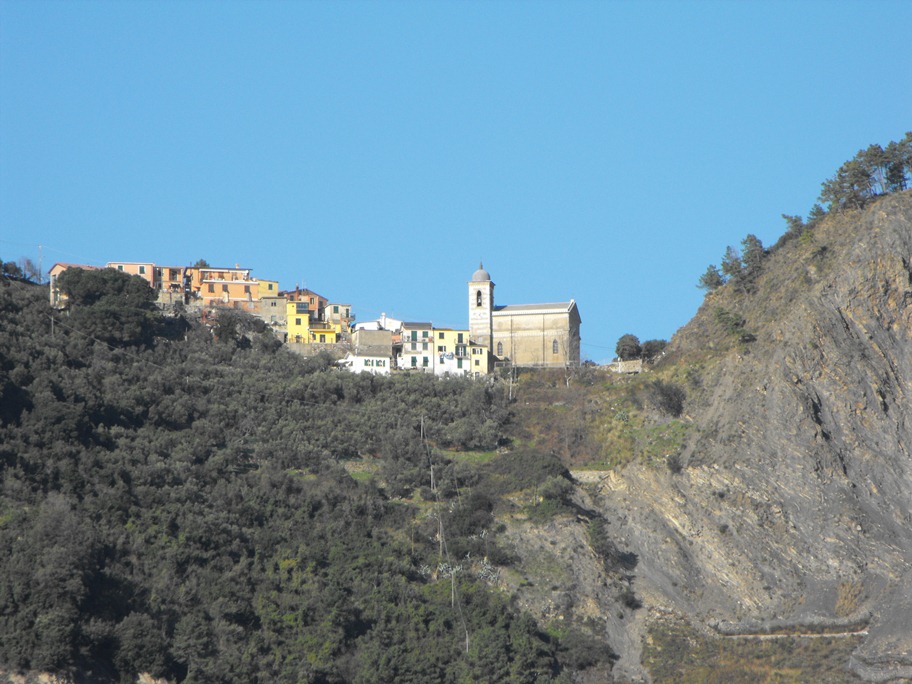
(468, 262, 494, 352)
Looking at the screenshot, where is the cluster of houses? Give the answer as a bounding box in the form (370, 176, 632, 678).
(49, 261, 581, 377)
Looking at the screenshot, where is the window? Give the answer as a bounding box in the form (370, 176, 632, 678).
(333, 305, 339, 314)
(117, 265, 124, 271)
(476, 290, 482, 306)
(438, 346, 445, 353)
(208, 284, 215, 293)
(438, 332, 445, 340)
(411, 331, 417, 341)
(244, 285, 250, 294)
(474, 360, 479, 366)
(422, 330, 429, 338)
(552, 339, 559, 354)
(222, 284, 229, 292)
(422, 342, 428, 351)
(411, 356, 417, 367)
(310, 297, 315, 305)
(295, 318, 302, 326)
(457, 333, 464, 343)
(457, 359, 463, 369)
(139, 265, 146, 275)
(319, 334, 326, 342)
(496, 342, 503, 356)
(422, 357, 429, 367)
(268, 283, 274, 291)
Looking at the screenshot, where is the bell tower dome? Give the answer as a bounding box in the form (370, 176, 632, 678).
(468, 262, 494, 352)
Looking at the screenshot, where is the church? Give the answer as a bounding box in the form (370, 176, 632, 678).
(468, 263, 581, 369)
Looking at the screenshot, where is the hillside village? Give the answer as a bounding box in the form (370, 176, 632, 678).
(48, 260, 581, 377)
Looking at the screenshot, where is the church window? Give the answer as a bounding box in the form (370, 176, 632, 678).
(552, 339, 559, 354)
(496, 342, 503, 356)
(476, 290, 482, 306)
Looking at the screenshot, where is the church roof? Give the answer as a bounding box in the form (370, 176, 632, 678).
(493, 300, 577, 315)
(471, 262, 491, 282)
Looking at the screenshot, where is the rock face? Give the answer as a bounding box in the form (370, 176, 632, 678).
(593, 192, 912, 681)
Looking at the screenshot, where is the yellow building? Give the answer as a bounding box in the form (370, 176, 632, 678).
(468, 341, 492, 375)
(432, 328, 473, 375)
(286, 301, 311, 343)
(286, 301, 339, 344)
(257, 279, 279, 298)
(307, 323, 338, 344)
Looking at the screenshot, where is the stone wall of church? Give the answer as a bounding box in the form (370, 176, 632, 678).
(492, 312, 580, 367)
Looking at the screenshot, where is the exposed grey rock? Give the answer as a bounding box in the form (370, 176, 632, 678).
(590, 192, 912, 680)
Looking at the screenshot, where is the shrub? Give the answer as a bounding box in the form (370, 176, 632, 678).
(643, 380, 686, 418)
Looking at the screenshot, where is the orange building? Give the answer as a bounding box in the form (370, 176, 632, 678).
(107, 262, 157, 287)
(190, 266, 261, 312)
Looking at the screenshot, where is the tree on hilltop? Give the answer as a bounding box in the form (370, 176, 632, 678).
(740, 234, 766, 278)
(720, 246, 743, 282)
(57, 267, 158, 346)
(698, 264, 725, 292)
(615, 334, 642, 361)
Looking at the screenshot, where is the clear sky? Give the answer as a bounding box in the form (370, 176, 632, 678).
(2, 0, 910, 363)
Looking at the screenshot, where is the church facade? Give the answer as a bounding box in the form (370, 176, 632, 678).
(468, 264, 581, 369)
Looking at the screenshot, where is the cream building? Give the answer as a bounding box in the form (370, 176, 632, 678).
(468, 263, 581, 369)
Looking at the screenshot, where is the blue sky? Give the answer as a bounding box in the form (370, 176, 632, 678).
(2, 1, 910, 363)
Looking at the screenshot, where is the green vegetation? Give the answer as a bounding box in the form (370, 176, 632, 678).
(614, 334, 667, 363)
(0, 277, 614, 682)
(699, 132, 911, 292)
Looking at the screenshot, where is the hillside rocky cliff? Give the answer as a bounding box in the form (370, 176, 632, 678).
(581, 192, 912, 681)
